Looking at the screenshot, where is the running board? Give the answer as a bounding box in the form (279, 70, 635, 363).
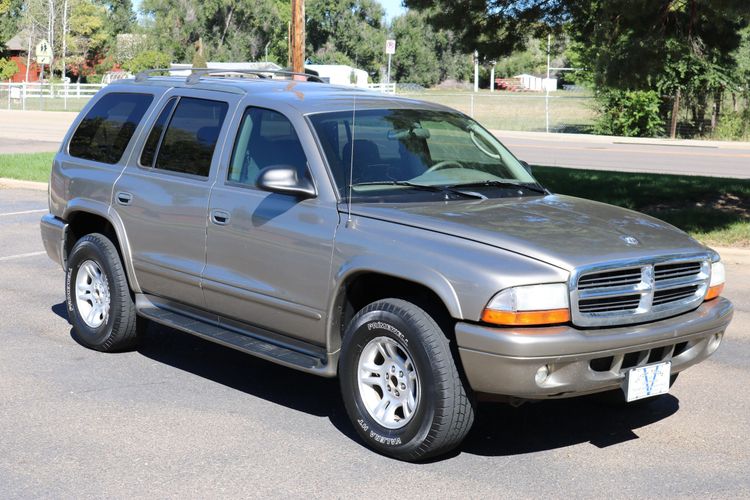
(135, 296, 336, 377)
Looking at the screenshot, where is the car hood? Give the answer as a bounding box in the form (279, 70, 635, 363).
(348, 195, 710, 271)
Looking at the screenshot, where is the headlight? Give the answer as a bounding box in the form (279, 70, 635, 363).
(481, 283, 570, 326)
(705, 261, 725, 301)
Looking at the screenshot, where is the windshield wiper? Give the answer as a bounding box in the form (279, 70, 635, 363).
(447, 180, 548, 195)
(351, 181, 486, 199)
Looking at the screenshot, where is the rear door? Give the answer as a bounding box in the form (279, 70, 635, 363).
(202, 105, 339, 345)
(113, 89, 239, 309)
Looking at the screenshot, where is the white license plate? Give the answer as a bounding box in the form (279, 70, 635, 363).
(623, 361, 671, 402)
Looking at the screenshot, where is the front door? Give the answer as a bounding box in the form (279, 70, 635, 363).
(202, 106, 338, 345)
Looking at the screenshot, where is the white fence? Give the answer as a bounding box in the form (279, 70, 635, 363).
(1, 82, 104, 111)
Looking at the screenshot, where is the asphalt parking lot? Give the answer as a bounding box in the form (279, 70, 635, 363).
(1, 186, 749, 498)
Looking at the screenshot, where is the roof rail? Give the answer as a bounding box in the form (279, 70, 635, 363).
(134, 68, 173, 82)
(183, 68, 324, 85)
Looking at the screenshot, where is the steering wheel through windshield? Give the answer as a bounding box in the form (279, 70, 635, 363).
(425, 160, 465, 174)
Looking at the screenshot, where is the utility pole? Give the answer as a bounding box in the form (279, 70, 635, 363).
(473, 50, 479, 92)
(490, 60, 496, 92)
(545, 33, 551, 133)
(291, 0, 305, 74)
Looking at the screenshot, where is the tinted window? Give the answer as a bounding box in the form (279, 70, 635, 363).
(69, 92, 153, 164)
(139, 97, 177, 167)
(228, 107, 308, 185)
(154, 98, 228, 177)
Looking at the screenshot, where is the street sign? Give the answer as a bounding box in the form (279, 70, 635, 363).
(36, 39, 52, 65)
(385, 39, 396, 55)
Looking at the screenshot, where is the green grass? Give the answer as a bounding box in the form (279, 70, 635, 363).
(400, 89, 597, 132)
(534, 166, 750, 248)
(0, 153, 55, 182)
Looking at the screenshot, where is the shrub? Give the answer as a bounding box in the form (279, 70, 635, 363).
(713, 110, 749, 140)
(594, 89, 664, 137)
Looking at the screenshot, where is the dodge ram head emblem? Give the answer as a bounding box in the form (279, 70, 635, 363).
(621, 235, 640, 246)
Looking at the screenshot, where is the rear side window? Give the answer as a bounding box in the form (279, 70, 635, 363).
(139, 97, 177, 167)
(153, 97, 228, 177)
(69, 92, 153, 164)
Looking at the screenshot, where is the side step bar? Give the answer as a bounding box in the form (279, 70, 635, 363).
(135, 296, 337, 377)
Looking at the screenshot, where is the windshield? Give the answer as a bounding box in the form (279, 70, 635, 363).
(308, 108, 542, 202)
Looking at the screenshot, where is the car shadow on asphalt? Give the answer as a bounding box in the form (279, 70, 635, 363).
(460, 394, 679, 458)
(71, 314, 679, 461)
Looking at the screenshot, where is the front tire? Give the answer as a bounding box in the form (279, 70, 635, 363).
(339, 299, 474, 461)
(66, 233, 140, 352)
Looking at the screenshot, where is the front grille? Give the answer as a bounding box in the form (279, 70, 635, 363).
(578, 268, 642, 289)
(571, 256, 710, 327)
(579, 294, 641, 313)
(653, 285, 700, 305)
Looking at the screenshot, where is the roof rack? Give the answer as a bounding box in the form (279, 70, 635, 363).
(184, 68, 323, 85)
(134, 68, 174, 82)
(134, 67, 323, 84)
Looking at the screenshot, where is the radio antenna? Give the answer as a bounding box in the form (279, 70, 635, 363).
(347, 95, 356, 225)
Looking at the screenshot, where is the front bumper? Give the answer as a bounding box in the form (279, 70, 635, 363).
(456, 297, 733, 398)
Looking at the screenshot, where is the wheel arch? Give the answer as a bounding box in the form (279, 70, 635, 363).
(64, 202, 140, 293)
(327, 262, 462, 356)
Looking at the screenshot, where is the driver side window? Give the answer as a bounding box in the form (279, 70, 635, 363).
(227, 107, 310, 186)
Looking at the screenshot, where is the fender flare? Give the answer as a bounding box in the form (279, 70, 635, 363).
(62, 199, 141, 293)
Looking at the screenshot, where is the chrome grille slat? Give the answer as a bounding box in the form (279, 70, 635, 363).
(571, 255, 710, 327)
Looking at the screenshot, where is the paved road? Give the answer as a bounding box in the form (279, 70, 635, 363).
(1, 188, 749, 498)
(494, 131, 750, 179)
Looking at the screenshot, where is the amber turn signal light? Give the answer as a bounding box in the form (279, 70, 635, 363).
(481, 308, 571, 326)
(704, 283, 724, 301)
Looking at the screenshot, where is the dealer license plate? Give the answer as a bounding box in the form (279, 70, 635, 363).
(623, 361, 671, 402)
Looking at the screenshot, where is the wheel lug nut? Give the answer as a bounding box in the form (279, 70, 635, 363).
(395, 391, 400, 397)
(399, 371, 403, 377)
(400, 383, 405, 390)
(386, 386, 391, 391)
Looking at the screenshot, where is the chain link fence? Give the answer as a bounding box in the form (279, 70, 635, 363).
(397, 90, 596, 133)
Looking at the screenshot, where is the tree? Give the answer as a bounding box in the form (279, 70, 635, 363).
(0, 0, 24, 50)
(404, 0, 566, 61)
(121, 49, 171, 73)
(390, 11, 440, 86)
(306, 0, 386, 78)
(67, 0, 109, 76)
(0, 57, 19, 80)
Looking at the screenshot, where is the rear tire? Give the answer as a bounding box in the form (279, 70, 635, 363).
(66, 233, 140, 352)
(339, 298, 474, 461)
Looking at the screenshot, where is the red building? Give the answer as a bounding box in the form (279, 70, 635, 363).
(4, 34, 40, 82)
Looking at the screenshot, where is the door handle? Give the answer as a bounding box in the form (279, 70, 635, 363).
(115, 191, 133, 206)
(211, 209, 231, 225)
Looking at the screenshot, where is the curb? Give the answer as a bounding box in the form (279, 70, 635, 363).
(0, 178, 48, 191)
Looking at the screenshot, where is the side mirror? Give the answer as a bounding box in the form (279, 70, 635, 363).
(520, 160, 533, 174)
(256, 165, 316, 199)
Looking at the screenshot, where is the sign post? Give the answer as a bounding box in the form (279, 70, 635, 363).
(385, 39, 396, 84)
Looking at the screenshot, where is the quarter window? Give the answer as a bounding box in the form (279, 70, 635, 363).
(153, 97, 228, 177)
(228, 107, 309, 186)
(69, 92, 153, 164)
